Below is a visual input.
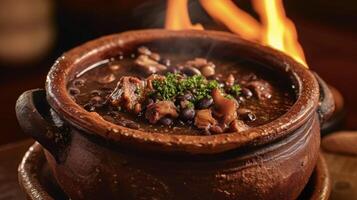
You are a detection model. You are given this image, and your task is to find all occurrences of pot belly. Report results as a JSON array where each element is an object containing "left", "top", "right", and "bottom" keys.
[{"left": 45, "top": 114, "right": 320, "bottom": 200}]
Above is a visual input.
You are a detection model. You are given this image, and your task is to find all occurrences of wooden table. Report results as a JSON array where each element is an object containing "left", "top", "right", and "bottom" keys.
[
  {"left": 323, "top": 152, "right": 357, "bottom": 200},
  {"left": 0, "top": 140, "right": 33, "bottom": 199},
  {"left": 0, "top": 138, "right": 356, "bottom": 200}
]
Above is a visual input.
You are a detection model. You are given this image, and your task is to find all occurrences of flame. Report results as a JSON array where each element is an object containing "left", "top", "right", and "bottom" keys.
[
  {"left": 165, "top": 0, "right": 203, "bottom": 30},
  {"left": 252, "top": 0, "right": 306, "bottom": 66},
  {"left": 199, "top": 0, "right": 261, "bottom": 41},
  {"left": 164, "top": 0, "right": 307, "bottom": 67}
]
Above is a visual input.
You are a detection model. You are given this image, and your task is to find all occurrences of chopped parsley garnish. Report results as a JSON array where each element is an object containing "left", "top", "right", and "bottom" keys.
[
  {"left": 152, "top": 73, "right": 225, "bottom": 102},
  {"left": 230, "top": 84, "right": 241, "bottom": 96},
  {"left": 225, "top": 94, "right": 234, "bottom": 99},
  {"left": 152, "top": 73, "right": 179, "bottom": 100},
  {"left": 186, "top": 101, "right": 194, "bottom": 108}
]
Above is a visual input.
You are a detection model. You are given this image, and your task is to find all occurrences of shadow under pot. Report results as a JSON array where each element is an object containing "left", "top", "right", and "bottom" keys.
[{"left": 16, "top": 30, "right": 334, "bottom": 200}]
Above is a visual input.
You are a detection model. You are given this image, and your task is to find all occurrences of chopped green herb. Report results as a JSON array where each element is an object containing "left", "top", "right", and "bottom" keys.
[
  {"left": 225, "top": 94, "right": 234, "bottom": 99},
  {"left": 135, "top": 87, "right": 142, "bottom": 95},
  {"left": 230, "top": 84, "right": 241, "bottom": 96},
  {"left": 151, "top": 73, "right": 221, "bottom": 102},
  {"left": 186, "top": 101, "right": 194, "bottom": 109},
  {"left": 152, "top": 73, "right": 179, "bottom": 100}
]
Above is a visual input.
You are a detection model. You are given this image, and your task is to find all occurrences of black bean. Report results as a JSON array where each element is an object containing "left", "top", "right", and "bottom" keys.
[
  {"left": 177, "top": 92, "right": 194, "bottom": 102},
  {"left": 180, "top": 108, "right": 195, "bottom": 121},
  {"left": 167, "top": 66, "right": 179, "bottom": 73},
  {"left": 160, "top": 117, "right": 173, "bottom": 126},
  {"left": 68, "top": 87, "right": 80, "bottom": 96},
  {"left": 242, "top": 88, "right": 253, "bottom": 98},
  {"left": 197, "top": 98, "right": 213, "bottom": 109},
  {"left": 246, "top": 113, "right": 256, "bottom": 122},
  {"left": 182, "top": 66, "right": 201, "bottom": 76}
]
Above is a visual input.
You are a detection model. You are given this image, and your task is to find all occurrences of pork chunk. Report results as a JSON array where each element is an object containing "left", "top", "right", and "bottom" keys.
[
  {"left": 145, "top": 101, "right": 178, "bottom": 124},
  {"left": 211, "top": 88, "right": 239, "bottom": 126},
  {"left": 108, "top": 76, "right": 143, "bottom": 112}
]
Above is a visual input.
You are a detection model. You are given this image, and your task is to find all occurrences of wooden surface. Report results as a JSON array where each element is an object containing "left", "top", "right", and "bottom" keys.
[
  {"left": 323, "top": 152, "right": 357, "bottom": 200},
  {"left": 322, "top": 131, "right": 357, "bottom": 200},
  {"left": 0, "top": 140, "right": 33, "bottom": 200},
  {"left": 0, "top": 137, "right": 355, "bottom": 199}
]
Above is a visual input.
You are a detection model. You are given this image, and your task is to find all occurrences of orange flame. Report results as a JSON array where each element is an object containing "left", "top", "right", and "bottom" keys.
[
  {"left": 165, "top": 0, "right": 203, "bottom": 30},
  {"left": 199, "top": 0, "right": 261, "bottom": 41},
  {"left": 165, "top": 0, "right": 307, "bottom": 67},
  {"left": 252, "top": 0, "right": 306, "bottom": 66}
]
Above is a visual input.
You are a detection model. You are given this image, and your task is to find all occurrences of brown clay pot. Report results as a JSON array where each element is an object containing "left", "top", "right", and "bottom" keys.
[{"left": 16, "top": 30, "right": 335, "bottom": 200}]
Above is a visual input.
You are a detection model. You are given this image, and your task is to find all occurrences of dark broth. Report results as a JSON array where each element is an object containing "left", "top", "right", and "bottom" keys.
[{"left": 68, "top": 52, "right": 296, "bottom": 135}]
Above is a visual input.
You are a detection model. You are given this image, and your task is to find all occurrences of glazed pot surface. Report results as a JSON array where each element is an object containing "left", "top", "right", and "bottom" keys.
[{"left": 45, "top": 29, "right": 323, "bottom": 154}]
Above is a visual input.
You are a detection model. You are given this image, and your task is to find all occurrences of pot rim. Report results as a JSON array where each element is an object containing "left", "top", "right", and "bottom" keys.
[{"left": 46, "top": 29, "right": 319, "bottom": 154}]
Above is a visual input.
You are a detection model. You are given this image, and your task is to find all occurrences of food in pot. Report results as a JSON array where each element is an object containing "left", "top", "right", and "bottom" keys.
[{"left": 68, "top": 46, "right": 295, "bottom": 135}]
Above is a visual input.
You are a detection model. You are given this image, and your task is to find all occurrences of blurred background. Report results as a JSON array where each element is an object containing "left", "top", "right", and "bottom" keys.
[{"left": 0, "top": 0, "right": 356, "bottom": 145}]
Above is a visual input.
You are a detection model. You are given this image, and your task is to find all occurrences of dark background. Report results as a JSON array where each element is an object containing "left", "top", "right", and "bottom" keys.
[{"left": 1, "top": 0, "right": 356, "bottom": 145}]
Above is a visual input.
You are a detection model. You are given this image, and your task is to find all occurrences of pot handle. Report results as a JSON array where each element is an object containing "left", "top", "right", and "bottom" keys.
[
  {"left": 16, "top": 89, "right": 69, "bottom": 162},
  {"left": 313, "top": 73, "right": 335, "bottom": 126}
]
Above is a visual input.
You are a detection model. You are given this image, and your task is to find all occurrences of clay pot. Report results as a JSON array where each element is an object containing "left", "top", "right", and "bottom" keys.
[{"left": 16, "top": 30, "right": 335, "bottom": 200}]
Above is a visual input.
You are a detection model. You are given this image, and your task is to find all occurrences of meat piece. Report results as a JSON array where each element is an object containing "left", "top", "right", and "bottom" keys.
[
  {"left": 194, "top": 109, "right": 217, "bottom": 130},
  {"left": 145, "top": 74, "right": 165, "bottom": 90},
  {"left": 137, "top": 46, "right": 152, "bottom": 56},
  {"left": 137, "top": 46, "right": 161, "bottom": 61},
  {"left": 185, "top": 58, "right": 215, "bottom": 69},
  {"left": 145, "top": 101, "right": 178, "bottom": 124},
  {"left": 133, "top": 103, "right": 142, "bottom": 114},
  {"left": 225, "top": 74, "right": 235, "bottom": 87},
  {"left": 108, "top": 76, "right": 144, "bottom": 111},
  {"left": 211, "top": 88, "right": 238, "bottom": 126},
  {"left": 134, "top": 55, "right": 167, "bottom": 74},
  {"left": 200, "top": 65, "right": 215, "bottom": 77},
  {"left": 229, "top": 119, "right": 250, "bottom": 132},
  {"left": 209, "top": 125, "right": 223, "bottom": 134},
  {"left": 245, "top": 80, "right": 273, "bottom": 100}
]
